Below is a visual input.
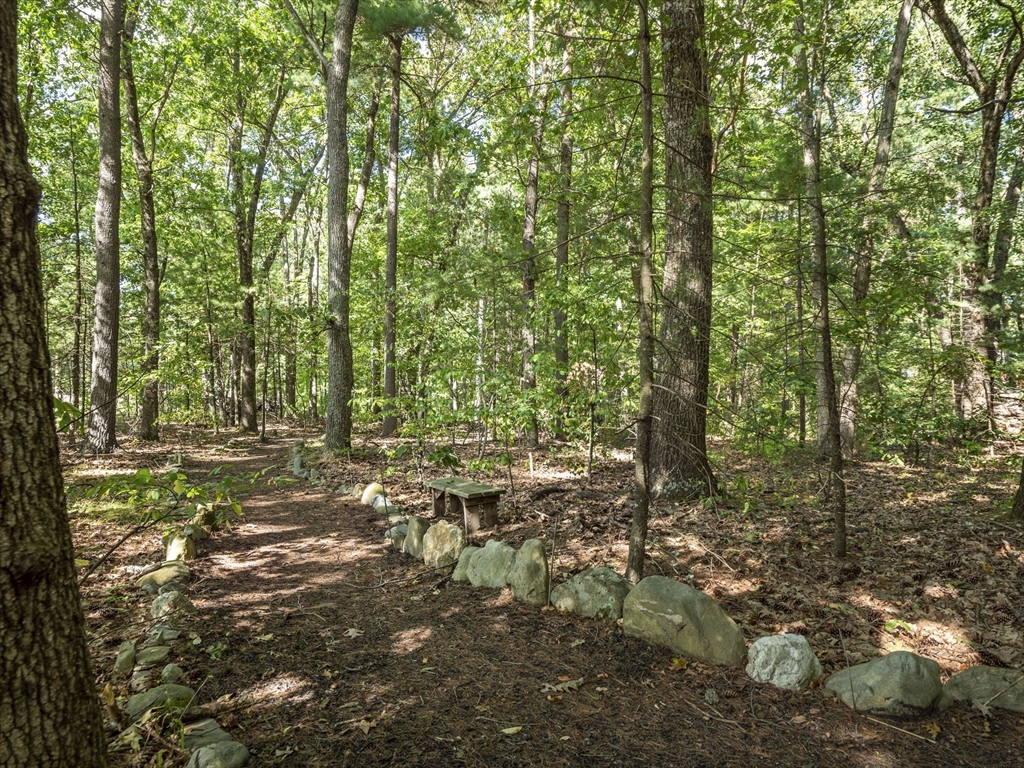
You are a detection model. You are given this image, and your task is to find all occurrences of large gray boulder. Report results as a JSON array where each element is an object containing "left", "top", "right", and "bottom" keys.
[
  {"left": 422, "top": 521, "right": 467, "bottom": 568},
  {"left": 467, "top": 540, "right": 516, "bottom": 588},
  {"left": 550, "top": 567, "right": 632, "bottom": 621},
  {"left": 622, "top": 575, "right": 746, "bottom": 667},
  {"left": 452, "top": 546, "right": 481, "bottom": 582},
  {"left": 746, "top": 634, "right": 823, "bottom": 690},
  {"left": 825, "top": 651, "right": 942, "bottom": 716},
  {"left": 509, "top": 539, "right": 549, "bottom": 606},
  {"left": 940, "top": 666, "right": 1024, "bottom": 712},
  {"left": 186, "top": 741, "right": 249, "bottom": 768},
  {"left": 403, "top": 516, "right": 430, "bottom": 559},
  {"left": 135, "top": 645, "right": 171, "bottom": 669},
  {"left": 125, "top": 683, "right": 196, "bottom": 722},
  {"left": 136, "top": 561, "right": 191, "bottom": 590}
]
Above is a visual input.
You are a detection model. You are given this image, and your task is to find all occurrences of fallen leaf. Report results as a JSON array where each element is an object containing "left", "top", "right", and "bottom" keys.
[
  {"left": 923, "top": 722, "right": 941, "bottom": 738},
  {"left": 596, "top": 686, "right": 609, "bottom": 693},
  {"left": 256, "top": 634, "right": 274, "bottom": 641},
  {"left": 501, "top": 726, "right": 523, "bottom": 735},
  {"left": 357, "top": 719, "right": 375, "bottom": 734},
  {"left": 541, "top": 677, "right": 583, "bottom": 693},
  {"left": 560, "top": 736, "right": 570, "bottom": 741},
  {"left": 570, "top": 639, "right": 585, "bottom": 648},
  {"left": 790, "top": 715, "right": 808, "bottom": 724},
  {"left": 670, "top": 657, "right": 689, "bottom": 672},
  {"left": 275, "top": 747, "right": 295, "bottom": 757},
  {"left": 973, "top": 700, "right": 992, "bottom": 717},
  {"left": 547, "top": 695, "right": 563, "bottom": 702},
  {"left": 344, "top": 628, "right": 364, "bottom": 638}
]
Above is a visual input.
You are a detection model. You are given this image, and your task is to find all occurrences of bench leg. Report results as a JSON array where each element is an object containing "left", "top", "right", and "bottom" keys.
[
  {"left": 431, "top": 488, "right": 447, "bottom": 518},
  {"left": 461, "top": 496, "right": 498, "bottom": 533},
  {"left": 461, "top": 497, "right": 481, "bottom": 534}
]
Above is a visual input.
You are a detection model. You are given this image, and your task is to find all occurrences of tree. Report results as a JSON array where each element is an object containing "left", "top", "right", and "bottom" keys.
[
  {"left": 1, "top": 1, "right": 109, "bottom": 761},
  {"left": 85, "top": 0, "right": 124, "bottom": 453},
  {"left": 651, "top": 0, "right": 717, "bottom": 500},
  {"left": 282, "top": 0, "right": 359, "bottom": 451}
]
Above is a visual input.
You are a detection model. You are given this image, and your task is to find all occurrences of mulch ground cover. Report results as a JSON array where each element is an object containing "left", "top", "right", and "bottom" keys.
[{"left": 68, "top": 426, "right": 1024, "bottom": 767}]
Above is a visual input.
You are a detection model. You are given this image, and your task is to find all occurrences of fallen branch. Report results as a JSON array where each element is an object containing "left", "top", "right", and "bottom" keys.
[{"left": 862, "top": 715, "right": 936, "bottom": 744}]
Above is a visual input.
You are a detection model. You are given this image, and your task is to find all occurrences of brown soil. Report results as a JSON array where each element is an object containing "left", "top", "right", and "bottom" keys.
[{"left": 72, "top": 428, "right": 1024, "bottom": 768}]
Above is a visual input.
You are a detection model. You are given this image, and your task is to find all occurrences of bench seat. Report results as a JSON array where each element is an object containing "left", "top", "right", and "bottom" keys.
[{"left": 424, "top": 477, "right": 506, "bottom": 533}]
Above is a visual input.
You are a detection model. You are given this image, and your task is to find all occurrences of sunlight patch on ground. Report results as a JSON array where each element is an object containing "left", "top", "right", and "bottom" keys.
[
  {"left": 390, "top": 626, "right": 433, "bottom": 655},
  {"left": 242, "top": 672, "right": 316, "bottom": 707}
]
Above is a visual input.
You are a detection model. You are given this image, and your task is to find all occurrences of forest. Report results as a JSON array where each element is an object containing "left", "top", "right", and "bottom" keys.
[{"left": 3, "top": 0, "right": 1024, "bottom": 765}]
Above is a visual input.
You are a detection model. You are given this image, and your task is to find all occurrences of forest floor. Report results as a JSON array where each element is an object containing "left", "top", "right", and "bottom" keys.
[{"left": 67, "top": 425, "right": 1024, "bottom": 768}]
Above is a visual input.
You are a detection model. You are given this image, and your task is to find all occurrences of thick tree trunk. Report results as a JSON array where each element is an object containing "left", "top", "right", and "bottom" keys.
[
  {"left": 797, "top": 12, "right": 846, "bottom": 558},
  {"left": 324, "top": 0, "right": 358, "bottom": 451},
  {"left": 651, "top": 0, "right": 717, "bottom": 500},
  {"left": 123, "top": 13, "right": 162, "bottom": 441},
  {"left": 920, "top": 0, "right": 1024, "bottom": 428},
  {"left": 1, "top": 2, "right": 109, "bottom": 759},
  {"left": 70, "top": 128, "right": 84, "bottom": 441},
  {"left": 382, "top": 35, "right": 401, "bottom": 437},
  {"left": 553, "top": 35, "right": 573, "bottom": 443},
  {"left": 85, "top": 0, "right": 123, "bottom": 454},
  {"left": 839, "top": 0, "right": 912, "bottom": 457},
  {"left": 627, "top": 0, "right": 654, "bottom": 585}
]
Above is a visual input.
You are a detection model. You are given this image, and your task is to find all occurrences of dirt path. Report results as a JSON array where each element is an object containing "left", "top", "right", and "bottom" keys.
[{"left": 80, "top": 433, "right": 1023, "bottom": 768}]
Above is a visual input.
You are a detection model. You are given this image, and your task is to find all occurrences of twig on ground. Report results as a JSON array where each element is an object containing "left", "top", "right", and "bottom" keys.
[
  {"left": 982, "top": 670, "right": 1024, "bottom": 707},
  {"left": 862, "top": 715, "right": 936, "bottom": 744}
]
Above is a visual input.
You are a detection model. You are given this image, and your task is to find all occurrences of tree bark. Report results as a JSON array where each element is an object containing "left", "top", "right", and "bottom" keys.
[
  {"left": 521, "top": 5, "right": 547, "bottom": 448},
  {"left": 797, "top": 11, "right": 846, "bottom": 558},
  {"left": 919, "top": 0, "right": 1024, "bottom": 427},
  {"left": 839, "top": 0, "right": 912, "bottom": 457},
  {"left": 553, "top": 33, "right": 573, "bottom": 443},
  {"left": 1, "top": 1, "right": 110, "bottom": 760},
  {"left": 651, "top": 0, "right": 717, "bottom": 500},
  {"left": 324, "top": 1, "right": 359, "bottom": 451},
  {"left": 85, "top": 0, "right": 123, "bottom": 454},
  {"left": 382, "top": 34, "right": 402, "bottom": 437},
  {"left": 627, "top": 0, "right": 654, "bottom": 585},
  {"left": 123, "top": 12, "right": 165, "bottom": 441}
]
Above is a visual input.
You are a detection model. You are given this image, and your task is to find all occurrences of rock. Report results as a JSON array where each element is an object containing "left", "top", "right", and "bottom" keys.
[
  {"left": 371, "top": 494, "right": 398, "bottom": 512},
  {"left": 336, "top": 485, "right": 352, "bottom": 495},
  {"left": 403, "top": 516, "right": 430, "bottom": 559},
  {"left": 130, "top": 670, "right": 151, "bottom": 693},
  {"left": 183, "top": 718, "right": 232, "bottom": 750},
  {"left": 452, "top": 547, "right": 480, "bottom": 582},
  {"left": 165, "top": 533, "right": 197, "bottom": 562},
  {"left": 825, "top": 651, "right": 942, "bottom": 716},
  {"left": 143, "top": 625, "right": 180, "bottom": 647},
  {"left": 135, "top": 645, "right": 171, "bottom": 669},
  {"left": 622, "top": 575, "right": 746, "bottom": 667},
  {"left": 509, "top": 539, "right": 549, "bottom": 606},
  {"left": 361, "top": 483, "right": 384, "bottom": 506},
  {"left": 385, "top": 524, "right": 408, "bottom": 539},
  {"left": 387, "top": 509, "right": 406, "bottom": 524},
  {"left": 183, "top": 523, "right": 209, "bottom": 542},
  {"left": 186, "top": 740, "right": 250, "bottom": 768},
  {"left": 422, "top": 521, "right": 468, "bottom": 568},
  {"left": 291, "top": 454, "right": 304, "bottom": 476},
  {"left": 940, "top": 666, "right": 1024, "bottom": 712},
  {"left": 150, "top": 591, "right": 197, "bottom": 619},
  {"left": 550, "top": 567, "right": 632, "bottom": 621},
  {"left": 746, "top": 634, "right": 823, "bottom": 691},
  {"left": 192, "top": 506, "right": 219, "bottom": 530},
  {"left": 125, "top": 683, "right": 196, "bottom": 722},
  {"left": 308, "top": 467, "right": 320, "bottom": 482},
  {"left": 158, "top": 581, "right": 188, "bottom": 595},
  {"left": 114, "top": 640, "right": 136, "bottom": 677},
  {"left": 467, "top": 540, "right": 516, "bottom": 589},
  {"left": 161, "top": 663, "right": 185, "bottom": 684},
  {"left": 352, "top": 483, "right": 366, "bottom": 500},
  {"left": 136, "top": 561, "right": 191, "bottom": 590}
]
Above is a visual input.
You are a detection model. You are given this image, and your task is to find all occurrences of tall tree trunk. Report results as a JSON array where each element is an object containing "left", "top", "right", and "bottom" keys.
[
  {"left": 324, "top": 1, "right": 359, "bottom": 451},
  {"left": 123, "top": 12, "right": 166, "bottom": 441},
  {"left": 1, "top": 1, "right": 109, "bottom": 759},
  {"left": 348, "top": 78, "right": 382, "bottom": 251},
  {"left": 553, "top": 33, "right": 573, "bottom": 443},
  {"left": 627, "top": 0, "right": 654, "bottom": 585},
  {"left": 839, "top": 0, "right": 913, "bottom": 457},
  {"left": 70, "top": 126, "right": 84, "bottom": 441},
  {"left": 651, "top": 0, "right": 717, "bottom": 500},
  {"left": 521, "top": 4, "right": 547, "bottom": 448},
  {"left": 920, "top": 0, "right": 1024, "bottom": 428},
  {"left": 85, "top": 0, "right": 123, "bottom": 454},
  {"left": 382, "top": 34, "right": 402, "bottom": 437},
  {"left": 230, "top": 60, "right": 286, "bottom": 433},
  {"left": 797, "top": 11, "right": 846, "bottom": 558}
]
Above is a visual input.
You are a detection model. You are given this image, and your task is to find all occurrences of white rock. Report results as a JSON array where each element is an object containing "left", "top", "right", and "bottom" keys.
[{"left": 746, "top": 634, "right": 823, "bottom": 690}]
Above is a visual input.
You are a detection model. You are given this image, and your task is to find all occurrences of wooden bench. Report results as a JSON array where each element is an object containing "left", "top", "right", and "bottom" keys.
[{"left": 424, "top": 477, "right": 506, "bottom": 534}]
